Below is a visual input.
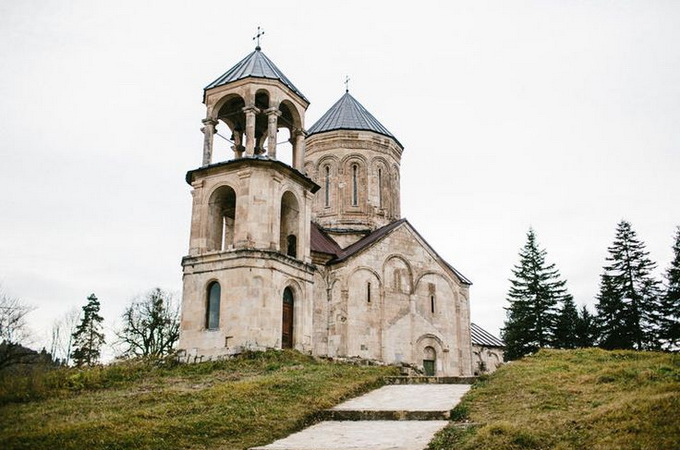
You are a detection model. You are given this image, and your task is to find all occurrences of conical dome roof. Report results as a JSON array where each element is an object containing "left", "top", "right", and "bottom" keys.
[
  {"left": 307, "top": 92, "right": 401, "bottom": 147},
  {"left": 205, "top": 48, "right": 308, "bottom": 102}
]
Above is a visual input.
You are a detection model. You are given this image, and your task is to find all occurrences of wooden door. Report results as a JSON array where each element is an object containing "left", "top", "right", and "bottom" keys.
[{"left": 282, "top": 288, "right": 294, "bottom": 349}]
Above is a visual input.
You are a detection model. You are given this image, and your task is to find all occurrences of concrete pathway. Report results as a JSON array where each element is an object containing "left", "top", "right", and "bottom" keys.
[{"left": 251, "top": 382, "right": 471, "bottom": 450}]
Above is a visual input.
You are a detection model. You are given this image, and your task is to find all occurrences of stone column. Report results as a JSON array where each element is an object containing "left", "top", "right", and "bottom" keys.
[
  {"left": 201, "top": 118, "right": 218, "bottom": 166},
  {"left": 265, "top": 107, "right": 281, "bottom": 159},
  {"left": 231, "top": 130, "right": 244, "bottom": 159},
  {"left": 291, "top": 129, "right": 306, "bottom": 170},
  {"left": 243, "top": 106, "right": 259, "bottom": 157}
]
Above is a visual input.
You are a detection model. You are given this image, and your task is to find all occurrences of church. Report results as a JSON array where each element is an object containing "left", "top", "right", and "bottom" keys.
[{"left": 177, "top": 42, "right": 475, "bottom": 377}]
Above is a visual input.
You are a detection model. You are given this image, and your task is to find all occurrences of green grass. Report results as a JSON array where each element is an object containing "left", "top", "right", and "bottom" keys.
[
  {"left": 0, "top": 350, "right": 398, "bottom": 449},
  {"left": 428, "top": 348, "right": 680, "bottom": 450}
]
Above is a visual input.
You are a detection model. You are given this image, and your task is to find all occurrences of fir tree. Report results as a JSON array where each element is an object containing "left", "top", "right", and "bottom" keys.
[
  {"left": 659, "top": 226, "right": 680, "bottom": 349},
  {"left": 71, "top": 294, "right": 105, "bottom": 367},
  {"left": 574, "top": 305, "right": 596, "bottom": 348},
  {"left": 595, "top": 220, "right": 662, "bottom": 350},
  {"left": 554, "top": 295, "right": 579, "bottom": 349},
  {"left": 502, "top": 229, "right": 572, "bottom": 360}
]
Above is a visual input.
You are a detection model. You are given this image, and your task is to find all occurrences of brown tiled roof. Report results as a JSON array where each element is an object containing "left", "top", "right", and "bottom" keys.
[
  {"left": 310, "top": 223, "right": 343, "bottom": 256},
  {"left": 312, "top": 218, "right": 472, "bottom": 286},
  {"left": 332, "top": 219, "right": 407, "bottom": 263}
]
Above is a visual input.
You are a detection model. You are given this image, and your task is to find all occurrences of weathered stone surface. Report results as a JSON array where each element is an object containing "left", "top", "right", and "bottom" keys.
[{"left": 250, "top": 420, "right": 450, "bottom": 450}]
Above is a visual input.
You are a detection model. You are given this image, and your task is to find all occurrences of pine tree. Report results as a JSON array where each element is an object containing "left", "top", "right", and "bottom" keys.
[
  {"left": 553, "top": 295, "right": 579, "bottom": 349},
  {"left": 574, "top": 305, "right": 596, "bottom": 348},
  {"left": 595, "top": 220, "right": 662, "bottom": 350},
  {"left": 71, "top": 294, "right": 105, "bottom": 367},
  {"left": 502, "top": 229, "right": 572, "bottom": 360},
  {"left": 659, "top": 226, "right": 680, "bottom": 349}
]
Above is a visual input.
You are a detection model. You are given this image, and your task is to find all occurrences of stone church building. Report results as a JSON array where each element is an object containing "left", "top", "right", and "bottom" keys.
[{"left": 177, "top": 45, "right": 475, "bottom": 376}]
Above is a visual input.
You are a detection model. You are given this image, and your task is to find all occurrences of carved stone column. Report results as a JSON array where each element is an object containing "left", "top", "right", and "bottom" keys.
[
  {"left": 243, "top": 106, "right": 259, "bottom": 157},
  {"left": 201, "top": 118, "right": 218, "bottom": 166},
  {"left": 231, "top": 129, "right": 244, "bottom": 159},
  {"left": 265, "top": 107, "right": 281, "bottom": 159},
  {"left": 291, "top": 128, "right": 306, "bottom": 170}
]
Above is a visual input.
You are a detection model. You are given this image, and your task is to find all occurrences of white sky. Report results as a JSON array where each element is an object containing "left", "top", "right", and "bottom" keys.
[{"left": 1, "top": 1, "right": 679, "bottom": 355}]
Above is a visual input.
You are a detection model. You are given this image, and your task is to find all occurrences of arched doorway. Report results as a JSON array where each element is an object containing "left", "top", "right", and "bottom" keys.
[
  {"left": 282, "top": 287, "right": 294, "bottom": 349},
  {"left": 423, "top": 346, "right": 436, "bottom": 376}
]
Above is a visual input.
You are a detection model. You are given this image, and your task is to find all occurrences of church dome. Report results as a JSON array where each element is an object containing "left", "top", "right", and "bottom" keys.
[
  {"left": 204, "top": 48, "right": 308, "bottom": 102},
  {"left": 307, "top": 92, "right": 402, "bottom": 148}
]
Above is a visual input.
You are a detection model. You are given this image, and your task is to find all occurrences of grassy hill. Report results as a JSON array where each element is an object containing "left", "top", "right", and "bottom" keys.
[
  {"left": 428, "top": 348, "right": 680, "bottom": 450},
  {"left": 0, "top": 350, "right": 397, "bottom": 449}
]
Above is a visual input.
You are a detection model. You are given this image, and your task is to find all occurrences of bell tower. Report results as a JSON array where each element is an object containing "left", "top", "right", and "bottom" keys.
[{"left": 178, "top": 41, "right": 319, "bottom": 360}]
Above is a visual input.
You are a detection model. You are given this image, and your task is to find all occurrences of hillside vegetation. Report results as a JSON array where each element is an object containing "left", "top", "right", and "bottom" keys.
[
  {"left": 429, "top": 348, "right": 679, "bottom": 450},
  {"left": 0, "top": 350, "right": 397, "bottom": 449}
]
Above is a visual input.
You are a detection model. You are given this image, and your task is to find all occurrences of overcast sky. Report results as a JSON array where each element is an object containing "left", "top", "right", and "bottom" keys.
[{"left": 1, "top": 1, "right": 679, "bottom": 356}]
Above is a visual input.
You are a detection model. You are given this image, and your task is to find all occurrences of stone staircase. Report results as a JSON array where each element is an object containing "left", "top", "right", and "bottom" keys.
[{"left": 251, "top": 377, "right": 472, "bottom": 450}]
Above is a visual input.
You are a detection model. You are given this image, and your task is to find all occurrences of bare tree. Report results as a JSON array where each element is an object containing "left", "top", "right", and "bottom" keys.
[
  {"left": 49, "top": 307, "right": 80, "bottom": 365},
  {"left": 117, "top": 288, "right": 180, "bottom": 358},
  {"left": 0, "top": 285, "right": 35, "bottom": 369}
]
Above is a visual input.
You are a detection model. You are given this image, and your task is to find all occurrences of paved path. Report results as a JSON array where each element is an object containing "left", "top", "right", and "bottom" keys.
[{"left": 251, "top": 383, "right": 471, "bottom": 450}]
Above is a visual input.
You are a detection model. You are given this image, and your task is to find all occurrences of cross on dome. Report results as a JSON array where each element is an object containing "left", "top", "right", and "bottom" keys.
[{"left": 253, "top": 26, "right": 265, "bottom": 50}]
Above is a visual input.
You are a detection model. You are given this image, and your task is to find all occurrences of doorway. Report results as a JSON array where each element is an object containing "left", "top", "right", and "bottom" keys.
[
  {"left": 423, "top": 346, "right": 436, "bottom": 376},
  {"left": 282, "top": 287, "right": 294, "bottom": 349}
]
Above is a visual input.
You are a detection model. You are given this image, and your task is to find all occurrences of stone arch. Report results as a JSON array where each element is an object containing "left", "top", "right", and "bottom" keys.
[
  {"left": 316, "top": 155, "right": 339, "bottom": 210},
  {"left": 207, "top": 184, "right": 237, "bottom": 251},
  {"left": 340, "top": 155, "right": 368, "bottom": 210},
  {"left": 371, "top": 157, "right": 391, "bottom": 213},
  {"left": 279, "top": 190, "right": 301, "bottom": 258},
  {"left": 278, "top": 100, "right": 304, "bottom": 167},
  {"left": 414, "top": 272, "right": 457, "bottom": 320},
  {"left": 416, "top": 333, "right": 445, "bottom": 376},
  {"left": 211, "top": 93, "right": 247, "bottom": 161},
  {"left": 383, "top": 254, "right": 414, "bottom": 294}
]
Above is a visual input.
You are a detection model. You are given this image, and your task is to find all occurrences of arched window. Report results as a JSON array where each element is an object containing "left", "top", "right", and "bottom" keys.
[
  {"left": 378, "top": 168, "right": 382, "bottom": 208},
  {"left": 286, "top": 235, "right": 297, "bottom": 258},
  {"left": 206, "top": 282, "right": 221, "bottom": 330},
  {"left": 208, "top": 186, "right": 236, "bottom": 251},
  {"left": 282, "top": 287, "right": 294, "bottom": 349},
  {"left": 352, "top": 164, "right": 358, "bottom": 206},
  {"left": 280, "top": 191, "right": 300, "bottom": 257},
  {"left": 324, "top": 166, "right": 330, "bottom": 207}
]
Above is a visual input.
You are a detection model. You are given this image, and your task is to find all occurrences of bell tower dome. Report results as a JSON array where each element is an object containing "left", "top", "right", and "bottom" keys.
[
  {"left": 178, "top": 42, "right": 319, "bottom": 360},
  {"left": 305, "top": 91, "right": 403, "bottom": 247}
]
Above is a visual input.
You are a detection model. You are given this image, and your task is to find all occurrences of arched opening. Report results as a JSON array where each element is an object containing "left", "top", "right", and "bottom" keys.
[
  {"left": 282, "top": 287, "right": 294, "bottom": 349},
  {"left": 324, "top": 165, "right": 331, "bottom": 207},
  {"left": 208, "top": 185, "right": 236, "bottom": 251},
  {"left": 423, "top": 346, "right": 436, "bottom": 376},
  {"left": 351, "top": 164, "right": 359, "bottom": 206},
  {"left": 215, "top": 95, "right": 246, "bottom": 161},
  {"left": 280, "top": 191, "right": 299, "bottom": 258},
  {"left": 378, "top": 168, "right": 382, "bottom": 208},
  {"left": 286, "top": 235, "right": 297, "bottom": 258},
  {"left": 206, "top": 281, "right": 221, "bottom": 330}
]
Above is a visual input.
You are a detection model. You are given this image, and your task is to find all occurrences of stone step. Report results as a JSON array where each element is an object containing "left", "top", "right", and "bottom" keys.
[
  {"left": 319, "top": 409, "right": 450, "bottom": 421},
  {"left": 250, "top": 420, "right": 450, "bottom": 450},
  {"left": 385, "top": 375, "right": 477, "bottom": 384}
]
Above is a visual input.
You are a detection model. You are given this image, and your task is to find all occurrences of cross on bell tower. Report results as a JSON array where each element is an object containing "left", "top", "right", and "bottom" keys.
[{"left": 253, "top": 26, "right": 265, "bottom": 50}]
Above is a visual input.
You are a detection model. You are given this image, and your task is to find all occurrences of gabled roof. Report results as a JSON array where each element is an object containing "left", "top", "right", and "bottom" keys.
[
  {"left": 471, "top": 323, "right": 504, "bottom": 347},
  {"left": 307, "top": 92, "right": 402, "bottom": 148},
  {"left": 310, "top": 223, "right": 343, "bottom": 256},
  {"left": 320, "top": 219, "right": 471, "bottom": 286},
  {"left": 204, "top": 48, "right": 308, "bottom": 102}
]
